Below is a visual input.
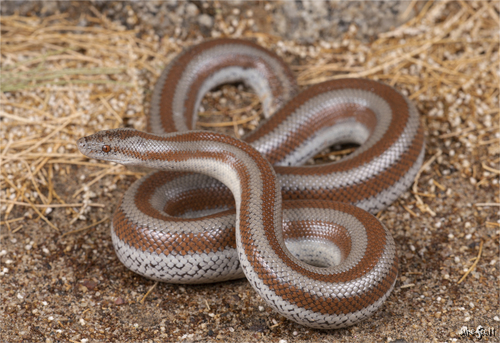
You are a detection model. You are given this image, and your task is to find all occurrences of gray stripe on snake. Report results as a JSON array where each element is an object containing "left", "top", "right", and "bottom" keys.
[
  {"left": 77, "top": 38, "right": 424, "bottom": 329},
  {"left": 150, "top": 43, "right": 296, "bottom": 133}
]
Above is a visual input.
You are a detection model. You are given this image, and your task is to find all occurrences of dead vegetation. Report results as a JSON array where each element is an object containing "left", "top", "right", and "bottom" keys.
[
  {"left": 0, "top": 1, "right": 498, "bottom": 341},
  {"left": 1, "top": 1, "right": 498, "bottom": 231}
]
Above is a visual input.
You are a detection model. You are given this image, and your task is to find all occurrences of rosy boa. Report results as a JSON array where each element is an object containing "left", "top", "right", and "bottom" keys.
[{"left": 78, "top": 38, "right": 424, "bottom": 329}]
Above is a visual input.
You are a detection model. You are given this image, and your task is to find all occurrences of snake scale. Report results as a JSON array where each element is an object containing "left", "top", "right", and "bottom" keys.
[{"left": 78, "top": 38, "right": 424, "bottom": 329}]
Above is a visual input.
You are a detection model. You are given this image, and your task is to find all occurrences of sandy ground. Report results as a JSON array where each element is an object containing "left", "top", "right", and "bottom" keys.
[{"left": 1, "top": 1, "right": 499, "bottom": 342}]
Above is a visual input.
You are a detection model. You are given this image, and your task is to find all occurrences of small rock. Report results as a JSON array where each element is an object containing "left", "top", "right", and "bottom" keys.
[
  {"left": 186, "top": 3, "right": 199, "bottom": 17},
  {"left": 114, "top": 297, "right": 126, "bottom": 305},
  {"left": 198, "top": 14, "right": 213, "bottom": 28},
  {"left": 82, "top": 279, "right": 97, "bottom": 290}
]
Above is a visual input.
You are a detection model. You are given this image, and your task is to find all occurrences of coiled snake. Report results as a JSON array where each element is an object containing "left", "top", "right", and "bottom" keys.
[{"left": 78, "top": 38, "right": 424, "bottom": 329}]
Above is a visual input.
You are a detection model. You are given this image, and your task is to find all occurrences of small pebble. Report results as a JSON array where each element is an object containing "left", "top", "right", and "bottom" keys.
[
  {"left": 198, "top": 14, "right": 213, "bottom": 28},
  {"left": 185, "top": 3, "right": 199, "bottom": 17}
]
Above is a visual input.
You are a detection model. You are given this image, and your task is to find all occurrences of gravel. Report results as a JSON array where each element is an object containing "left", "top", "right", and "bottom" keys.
[
  {"left": 1, "top": 1, "right": 498, "bottom": 343},
  {"left": 1, "top": 0, "right": 421, "bottom": 42}
]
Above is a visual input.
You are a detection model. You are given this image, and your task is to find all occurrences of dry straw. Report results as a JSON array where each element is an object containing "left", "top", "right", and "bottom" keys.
[{"left": 1, "top": 1, "right": 498, "bottom": 240}]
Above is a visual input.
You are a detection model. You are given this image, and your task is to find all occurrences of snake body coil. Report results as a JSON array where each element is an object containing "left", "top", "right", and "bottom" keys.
[{"left": 78, "top": 38, "right": 424, "bottom": 329}]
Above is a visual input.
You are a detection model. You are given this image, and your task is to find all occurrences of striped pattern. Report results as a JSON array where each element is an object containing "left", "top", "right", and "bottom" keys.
[
  {"left": 77, "top": 129, "right": 398, "bottom": 328},
  {"left": 76, "top": 38, "right": 425, "bottom": 329},
  {"left": 149, "top": 39, "right": 424, "bottom": 214}
]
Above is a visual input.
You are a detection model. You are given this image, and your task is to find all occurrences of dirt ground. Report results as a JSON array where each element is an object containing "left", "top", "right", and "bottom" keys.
[{"left": 1, "top": 1, "right": 499, "bottom": 342}]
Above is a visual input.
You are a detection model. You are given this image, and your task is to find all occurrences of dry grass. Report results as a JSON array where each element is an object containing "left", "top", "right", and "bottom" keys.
[
  {"left": 1, "top": 1, "right": 498, "bottom": 233},
  {"left": 0, "top": 1, "right": 498, "bottom": 342},
  {"left": 1, "top": 8, "right": 179, "bottom": 230}
]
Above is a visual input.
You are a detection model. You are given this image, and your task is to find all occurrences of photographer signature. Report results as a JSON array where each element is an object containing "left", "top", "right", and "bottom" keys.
[{"left": 459, "top": 325, "right": 496, "bottom": 340}]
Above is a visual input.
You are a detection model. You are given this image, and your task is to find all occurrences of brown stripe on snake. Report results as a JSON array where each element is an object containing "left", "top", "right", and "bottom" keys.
[
  {"left": 242, "top": 201, "right": 398, "bottom": 318},
  {"left": 113, "top": 208, "right": 237, "bottom": 255},
  {"left": 115, "top": 169, "right": 352, "bottom": 258},
  {"left": 161, "top": 186, "right": 234, "bottom": 216},
  {"left": 132, "top": 170, "right": 234, "bottom": 223},
  {"left": 128, "top": 171, "right": 236, "bottom": 216},
  {"left": 281, "top": 124, "right": 424, "bottom": 202},
  {"left": 78, "top": 128, "right": 398, "bottom": 328},
  {"left": 123, "top": 120, "right": 422, "bottom": 217},
  {"left": 115, "top": 192, "right": 357, "bottom": 265},
  {"left": 107, "top": 131, "right": 392, "bottom": 282},
  {"left": 248, "top": 103, "right": 379, "bottom": 164},
  {"left": 78, "top": 39, "right": 424, "bottom": 329},
  {"left": 115, "top": 200, "right": 355, "bottom": 259},
  {"left": 281, "top": 220, "right": 352, "bottom": 262},
  {"left": 152, "top": 38, "right": 297, "bottom": 133},
  {"left": 244, "top": 200, "right": 387, "bottom": 283},
  {"left": 114, "top": 150, "right": 245, "bottom": 256},
  {"left": 151, "top": 40, "right": 424, "bottom": 213},
  {"left": 245, "top": 79, "right": 408, "bottom": 165}
]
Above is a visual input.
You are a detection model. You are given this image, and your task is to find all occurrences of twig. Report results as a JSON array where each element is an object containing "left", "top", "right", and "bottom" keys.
[
  {"left": 10, "top": 114, "right": 82, "bottom": 157},
  {"left": 402, "top": 204, "right": 417, "bottom": 217},
  {"left": 400, "top": 0, "right": 418, "bottom": 20},
  {"left": 140, "top": 282, "right": 158, "bottom": 304},
  {"left": 72, "top": 165, "right": 122, "bottom": 198},
  {"left": 99, "top": 96, "right": 123, "bottom": 124},
  {"left": 474, "top": 203, "right": 500, "bottom": 207},
  {"left": 60, "top": 217, "right": 109, "bottom": 237},
  {"left": 3, "top": 177, "right": 60, "bottom": 232},
  {"left": 457, "top": 240, "right": 484, "bottom": 284},
  {"left": 432, "top": 179, "right": 446, "bottom": 191},
  {"left": 0, "top": 217, "right": 25, "bottom": 225},
  {"left": 11, "top": 225, "right": 23, "bottom": 234},
  {"left": 482, "top": 163, "right": 500, "bottom": 174},
  {"left": 412, "top": 150, "right": 441, "bottom": 216},
  {"left": 1, "top": 200, "right": 105, "bottom": 208}
]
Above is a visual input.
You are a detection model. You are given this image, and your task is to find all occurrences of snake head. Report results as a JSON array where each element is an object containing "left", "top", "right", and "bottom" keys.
[{"left": 77, "top": 128, "right": 143, "bottom": 165}]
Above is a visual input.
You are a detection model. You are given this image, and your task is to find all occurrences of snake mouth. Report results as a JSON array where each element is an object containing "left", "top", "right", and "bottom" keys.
[
  {"left": 76, "top": 136, "right": 117, "bottom": 162},
  {"left": 77, "top": 137, "right": 92, "bottom": 156}
]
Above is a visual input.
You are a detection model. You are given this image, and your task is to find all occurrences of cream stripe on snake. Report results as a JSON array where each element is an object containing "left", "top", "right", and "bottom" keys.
[
  {"left": 77, "top": 38, "right": 424, "bottom": 329},
  {"left": 78, "top": 130, "right": 398, "bottom": 329}
]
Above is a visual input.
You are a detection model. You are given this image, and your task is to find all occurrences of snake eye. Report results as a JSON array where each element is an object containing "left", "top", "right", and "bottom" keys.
[{"left": 102, "top": 145, "right": 111, "bottom": 153}]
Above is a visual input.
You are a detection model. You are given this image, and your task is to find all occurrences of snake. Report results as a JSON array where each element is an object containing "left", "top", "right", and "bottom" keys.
[{"left": 77, "top": 38, "right": 424, "bottom": 329}]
